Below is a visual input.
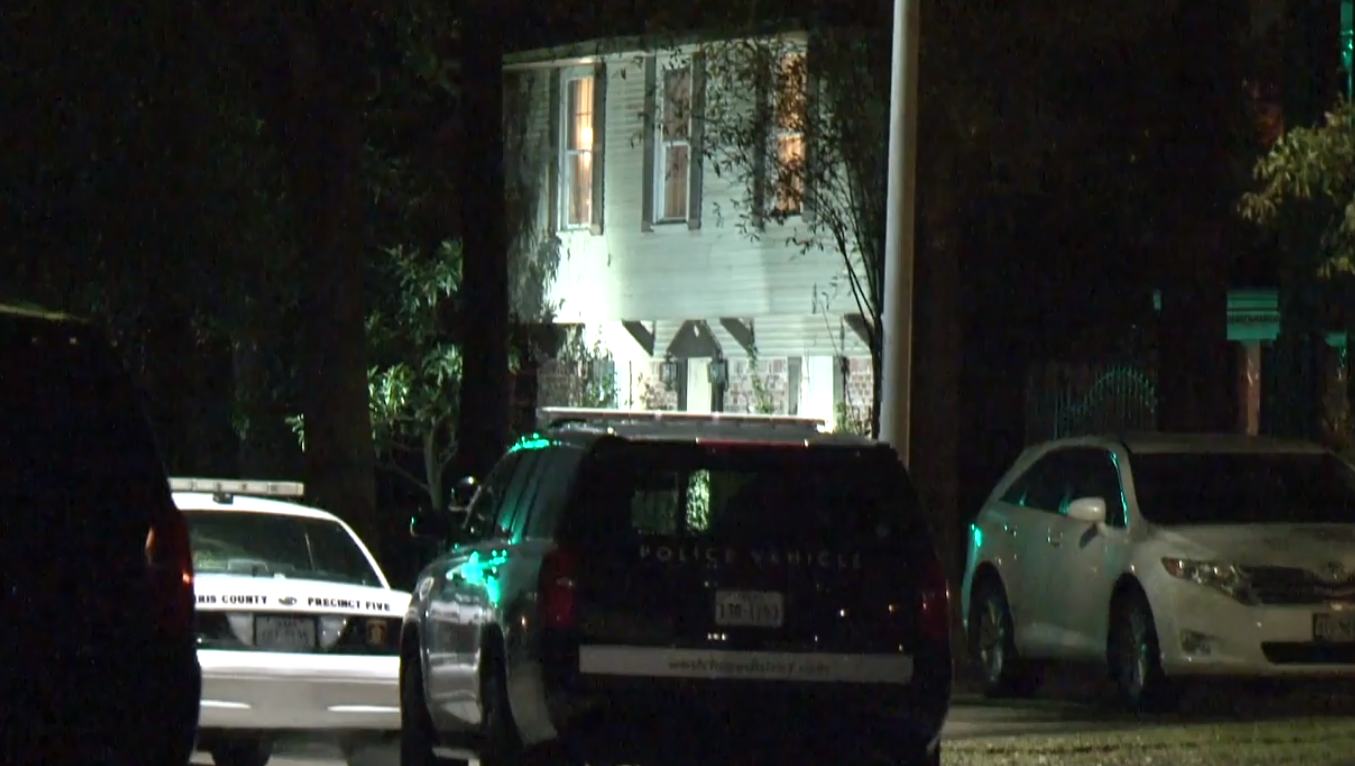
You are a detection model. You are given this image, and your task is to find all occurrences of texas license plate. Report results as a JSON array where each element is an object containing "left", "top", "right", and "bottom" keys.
[
  {"left": 255, "top": 616, "right": 317, "bottom": 650},
  {"left": 1313, "top": 613, "right": 1355, "bottom": 643},
  {"left": 714, "top": 591, "right": 784, "bottom": 628}
]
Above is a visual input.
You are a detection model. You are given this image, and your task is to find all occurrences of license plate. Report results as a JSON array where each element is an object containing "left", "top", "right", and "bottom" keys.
[
  {"left": 1314, "top": 613, "right": 1355, "bottom": 643},
  {"left": 714, "top": 591, "right": 784, "bottom": 628},
  {"left": 255, "top": 616, "right": 317, "bottom": 651}
]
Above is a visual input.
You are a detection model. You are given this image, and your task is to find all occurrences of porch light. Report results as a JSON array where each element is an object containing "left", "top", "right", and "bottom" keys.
[{"left": 707, "top": 357, "right": 729, "bottom": 386}]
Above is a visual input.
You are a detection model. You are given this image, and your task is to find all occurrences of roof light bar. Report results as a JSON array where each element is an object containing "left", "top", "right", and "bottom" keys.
[
  {"left": 538, "top": 407, "right": 825, "bottom": 430},
  {"left": 169, "top": 477, "right": 305, "bottom": 498}
]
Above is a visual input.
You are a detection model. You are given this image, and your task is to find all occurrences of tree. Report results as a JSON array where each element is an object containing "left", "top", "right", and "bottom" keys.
[
  {"left": 1241, "top": 97, "right": 1355, "bottom": 431},
  {"left": 1242, "top": 100, "right": 1355, "bottom": 278}
]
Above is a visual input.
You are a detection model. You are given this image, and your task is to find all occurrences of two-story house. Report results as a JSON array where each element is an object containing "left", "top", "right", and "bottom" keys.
[{"left": 506, "top": 33, "right": 876, "bottom": 428}]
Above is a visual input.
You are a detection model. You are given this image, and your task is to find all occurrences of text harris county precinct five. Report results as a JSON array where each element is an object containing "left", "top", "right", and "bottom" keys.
[{"left": 196, "top": 593, "right": 395, "bottom": 611}]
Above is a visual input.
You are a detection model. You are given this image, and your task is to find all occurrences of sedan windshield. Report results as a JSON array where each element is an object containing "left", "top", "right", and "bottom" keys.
[
  {"left": 184, "top": 510, "right": 382, "bottom": 587},
  {"left": 1131, "top": 451, "right": 1355, "bottom": 525}
]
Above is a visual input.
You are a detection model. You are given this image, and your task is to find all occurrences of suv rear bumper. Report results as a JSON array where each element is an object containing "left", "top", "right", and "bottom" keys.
[{"left": 522, "top": 642, "right": 951, "bottom": 762}]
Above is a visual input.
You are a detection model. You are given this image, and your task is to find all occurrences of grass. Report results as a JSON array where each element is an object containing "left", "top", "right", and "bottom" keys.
[{"left": 944, "top": 718, "right": 1355, "bottom": 766}]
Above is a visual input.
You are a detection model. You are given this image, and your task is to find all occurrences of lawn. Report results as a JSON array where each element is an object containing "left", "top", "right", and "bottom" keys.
[{"left": 944, "top": 718, "right": 1355, "bottom": 766}]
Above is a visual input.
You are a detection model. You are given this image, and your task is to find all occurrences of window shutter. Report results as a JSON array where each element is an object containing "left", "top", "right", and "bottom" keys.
[
  {"left": 641, "top": 56, "right": 657, "bottom": 232},
  {"left": 687, "top": 52, "right": 706, "bottom": 231},
  {"left": 589, "top": 61, "right": 607, "bottom": 236},
  {"left": 750, "top": 55, "right": 769, "bottom": 231},
  {"left": 547, "top": 69, "right": 561, "bottom": 233},
  {"left": 802, "top": 39, "right": 820, "bottom": 225}
]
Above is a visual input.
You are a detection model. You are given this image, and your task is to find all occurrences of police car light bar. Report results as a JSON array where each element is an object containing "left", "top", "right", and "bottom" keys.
[
  {"left": 538, "top": 407, "right": 825, "bottom": 430},
  {"left": 169, "top": 477, "right": 305, "bottom": 498}
]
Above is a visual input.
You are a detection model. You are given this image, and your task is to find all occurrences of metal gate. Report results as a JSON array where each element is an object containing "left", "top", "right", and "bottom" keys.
[{"left": 1025, "top": 361, "right": 1158, "bottom": 444}]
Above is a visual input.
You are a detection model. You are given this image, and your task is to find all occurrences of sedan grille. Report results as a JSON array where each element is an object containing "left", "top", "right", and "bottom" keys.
[{"left": 1241, "top": 566, "right": 1355, "bottom": 606}]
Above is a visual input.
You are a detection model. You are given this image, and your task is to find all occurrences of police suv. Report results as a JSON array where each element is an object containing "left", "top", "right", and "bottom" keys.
[
  {"left": 400, "top": 409, "right": 953, "bottom": 766},
  {"left": 177, "top": 478, "right": 412, "bottom": 766}
]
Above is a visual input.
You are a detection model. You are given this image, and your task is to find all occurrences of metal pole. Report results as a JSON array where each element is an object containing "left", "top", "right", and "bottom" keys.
[{"left": 877, "top": 0, "right": 921, "bottom": 463}]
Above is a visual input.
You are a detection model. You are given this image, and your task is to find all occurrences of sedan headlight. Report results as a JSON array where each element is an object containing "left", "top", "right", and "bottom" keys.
[{"left": 1161, "top": 558, "right": 1255, "bottom": 603}]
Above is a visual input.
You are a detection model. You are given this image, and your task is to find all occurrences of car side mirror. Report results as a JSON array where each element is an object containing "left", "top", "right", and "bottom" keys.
[
  {"left": 452, "top": 476, "right": 479, "bottom": 509},
  {"left": 1066, "top": 496, "right": 1107, "bottom": 524},
  {"left": 409, "top": 506, "right": 470, "bottom": 543}
]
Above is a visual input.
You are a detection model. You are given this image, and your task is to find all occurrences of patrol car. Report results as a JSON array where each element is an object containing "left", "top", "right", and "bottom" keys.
[
  {"left": 177, "top": 478, "right": 411, "bottom": 766},
  {"left": 401, "top": 409, "right": 951, "bottom": 766}
]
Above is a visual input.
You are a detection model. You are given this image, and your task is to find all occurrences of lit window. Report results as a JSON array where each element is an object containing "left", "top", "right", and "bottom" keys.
[
  {"left": 772, "top": 53, "right": 806, "bottom": 216},
  {"left": 563, "top": 75, "right": 594, "bottom": 228},
  {"left": 656, "top": 65, "right": 692, "bottom": 222}
]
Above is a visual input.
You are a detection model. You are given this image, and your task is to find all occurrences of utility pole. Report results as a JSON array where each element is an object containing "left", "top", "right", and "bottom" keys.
[
  {"left": 455, "top": 0, "right": 511, "bottom": 479},
  {"left": 877, "top": 0, "right": 921, "bottom": 463}
]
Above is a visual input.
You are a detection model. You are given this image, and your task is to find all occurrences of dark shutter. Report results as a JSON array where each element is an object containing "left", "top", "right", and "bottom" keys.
[
  {"left": 688, "top": 52, "right": 706, "bottom": 231},
  {"left": 641, "top": 56, "right": 657, "bottom": 232},
  {"left": 547, "top": 69, "right": 562, "bottom": 233},
  {"left": 802, "top": 40, "right": 820, "bottom": 225},
  {"left": 589, "top": 61, "right": 607, "bottom": 235}
]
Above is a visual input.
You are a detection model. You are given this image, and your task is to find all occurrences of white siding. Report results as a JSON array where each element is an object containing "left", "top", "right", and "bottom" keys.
[{"left": 514, "top": 52, "right": 854, "bottom": 326}]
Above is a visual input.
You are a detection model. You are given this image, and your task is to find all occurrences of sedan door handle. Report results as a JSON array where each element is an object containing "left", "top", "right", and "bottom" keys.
[{"left": 1046, "top": 532, "right": 1063, "bottom": 548}]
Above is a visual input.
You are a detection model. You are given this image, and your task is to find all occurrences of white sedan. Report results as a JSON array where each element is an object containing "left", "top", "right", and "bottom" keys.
[{"left": 175, "top": 478, "right": 411, "bottom": 766}]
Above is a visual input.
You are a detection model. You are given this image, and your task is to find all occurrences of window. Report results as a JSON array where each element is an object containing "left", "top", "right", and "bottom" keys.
[
  {"left": 772, "top": 52, "right": 807, "bottom": 215},
  {"left": 562, "top": 74, "right": 595, "bottom": 228},
  {"left": 656, "top": 64, "right": 691, "bottom": 221},
  {"left": 185, "top": 511, "right": 382, "bottom": 587},
  {"left": 1063, "top": 448, "right": 1128, "bottom": 528},
  {"left": 565, "top": 443, "right": 922, "bottom": 544},
  {"left": 1130, "top": 451, "right": 1355, "bottom": 526},
  {"left": 1000, "top": 451, "right": 1074, "bottom": 513},
  {"left": 465, "top": 452, "right": 524, "bottom": 541}
]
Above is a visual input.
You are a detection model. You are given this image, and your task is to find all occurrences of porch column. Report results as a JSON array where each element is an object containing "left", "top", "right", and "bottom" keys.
[{"left": 1237, "top": 342, "right": 1262, "bottom": 435}]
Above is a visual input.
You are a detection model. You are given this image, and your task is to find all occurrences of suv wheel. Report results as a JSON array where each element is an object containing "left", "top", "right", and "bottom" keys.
[
  {"left": 210, "top": 738, "right": 272, "bottom": 766},
  {"left": 401, "top": 650, "right": 458, "bottom": 766},
  {"left": 1109, "top": 589, "right": 1173, "bottom": 712},
  {"left": 479, "top": 658, "right": 522, "bottom": 766},
  {"left": 969, "top": 579, "right": 1041, "bottom": 698}
]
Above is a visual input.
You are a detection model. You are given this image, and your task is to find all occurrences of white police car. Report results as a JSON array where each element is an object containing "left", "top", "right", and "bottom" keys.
[{"left": 175, "top": 478, "right": 411, "bottom": 766}]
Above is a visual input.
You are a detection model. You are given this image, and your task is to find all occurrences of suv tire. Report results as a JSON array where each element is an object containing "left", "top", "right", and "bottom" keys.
[
  {"left": 401, "top": 649, "right": 460, "bottom": 766},
  {"left": 969, "top": 578, "right": 1042, "bottom": 698}
]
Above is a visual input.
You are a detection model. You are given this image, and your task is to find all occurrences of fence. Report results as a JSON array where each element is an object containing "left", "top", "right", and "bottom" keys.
[{"left": 1024, "top": 361, "right": 1158, "bottom": 444}]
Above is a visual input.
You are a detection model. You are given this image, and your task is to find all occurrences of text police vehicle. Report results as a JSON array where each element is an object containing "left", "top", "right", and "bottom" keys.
[{"left": 175, "top": 478, "right": 411, "bottom": 766}]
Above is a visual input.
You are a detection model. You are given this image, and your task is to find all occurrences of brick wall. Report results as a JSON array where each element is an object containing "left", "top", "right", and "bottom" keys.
[
  {"left": 724, "top": 357, "right": 789, "bottom": 414},
  {"left": 536, "top": 359, "right": 585, "bottom": 407},
  {"left": 637, "top": 361, "right": 679, "bottom": 410}
]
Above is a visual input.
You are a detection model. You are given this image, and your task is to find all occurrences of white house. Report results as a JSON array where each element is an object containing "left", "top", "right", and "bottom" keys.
[{"left": 504, "top": 34, "right": 875, "bottom": 429}]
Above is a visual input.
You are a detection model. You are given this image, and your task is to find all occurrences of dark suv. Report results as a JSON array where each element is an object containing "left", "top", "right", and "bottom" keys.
[
  {"left": 0, "top": 304, "right": 201, "bottom": 765},
  {"left": 400, "top": 408, "right": 951, "bottom": 766}
]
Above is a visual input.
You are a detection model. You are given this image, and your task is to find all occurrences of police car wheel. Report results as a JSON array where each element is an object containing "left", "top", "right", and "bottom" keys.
[{"left": 210, "top": 737, "right": 272, "bottom": 766}]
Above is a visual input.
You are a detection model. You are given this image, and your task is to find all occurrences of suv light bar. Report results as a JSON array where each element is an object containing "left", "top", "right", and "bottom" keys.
[
  {"left": 538, "top": 407, "right": 825, "bottom": 430},
  {"left": 169, "top": 477, "right": 305, "bottom": 498}
]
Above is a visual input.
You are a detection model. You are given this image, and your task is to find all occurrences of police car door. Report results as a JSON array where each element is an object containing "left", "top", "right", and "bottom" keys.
[{"left": 427, "top": 451, "right": 523, "bottom": 722}]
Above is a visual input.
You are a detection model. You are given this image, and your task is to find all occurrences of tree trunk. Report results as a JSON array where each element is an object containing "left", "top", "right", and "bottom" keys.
[
  {"left": 283, "top": 7, "right": 379, "bottom": 545},
  {"left": 1155, "top": 0, "right": 1241, "bottom": 432},
  {"left": 910, "top": 180, "right": 962, "bottom": 579},
  {"left": 455, "top": 0, "right": 512, "bottom": 478},
  {"left": 1157, "top": 225, "right": 1233, "bottom": 431}
]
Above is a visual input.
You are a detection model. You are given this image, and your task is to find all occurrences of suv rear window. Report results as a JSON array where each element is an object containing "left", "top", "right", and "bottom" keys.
[{"left": 567, "top": 441, "right": 920, "bottom": 544}]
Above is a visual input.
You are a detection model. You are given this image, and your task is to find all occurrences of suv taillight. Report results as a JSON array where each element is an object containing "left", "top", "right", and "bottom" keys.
[
  {"left": 539, "top": 546, "right": 578, "bottom": 629},
  {"left": 145, "top": 508, "right": 195, "bottom": 631},
  {"left": 919, "top": 550, "right": 951, "bottom": 642}
]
